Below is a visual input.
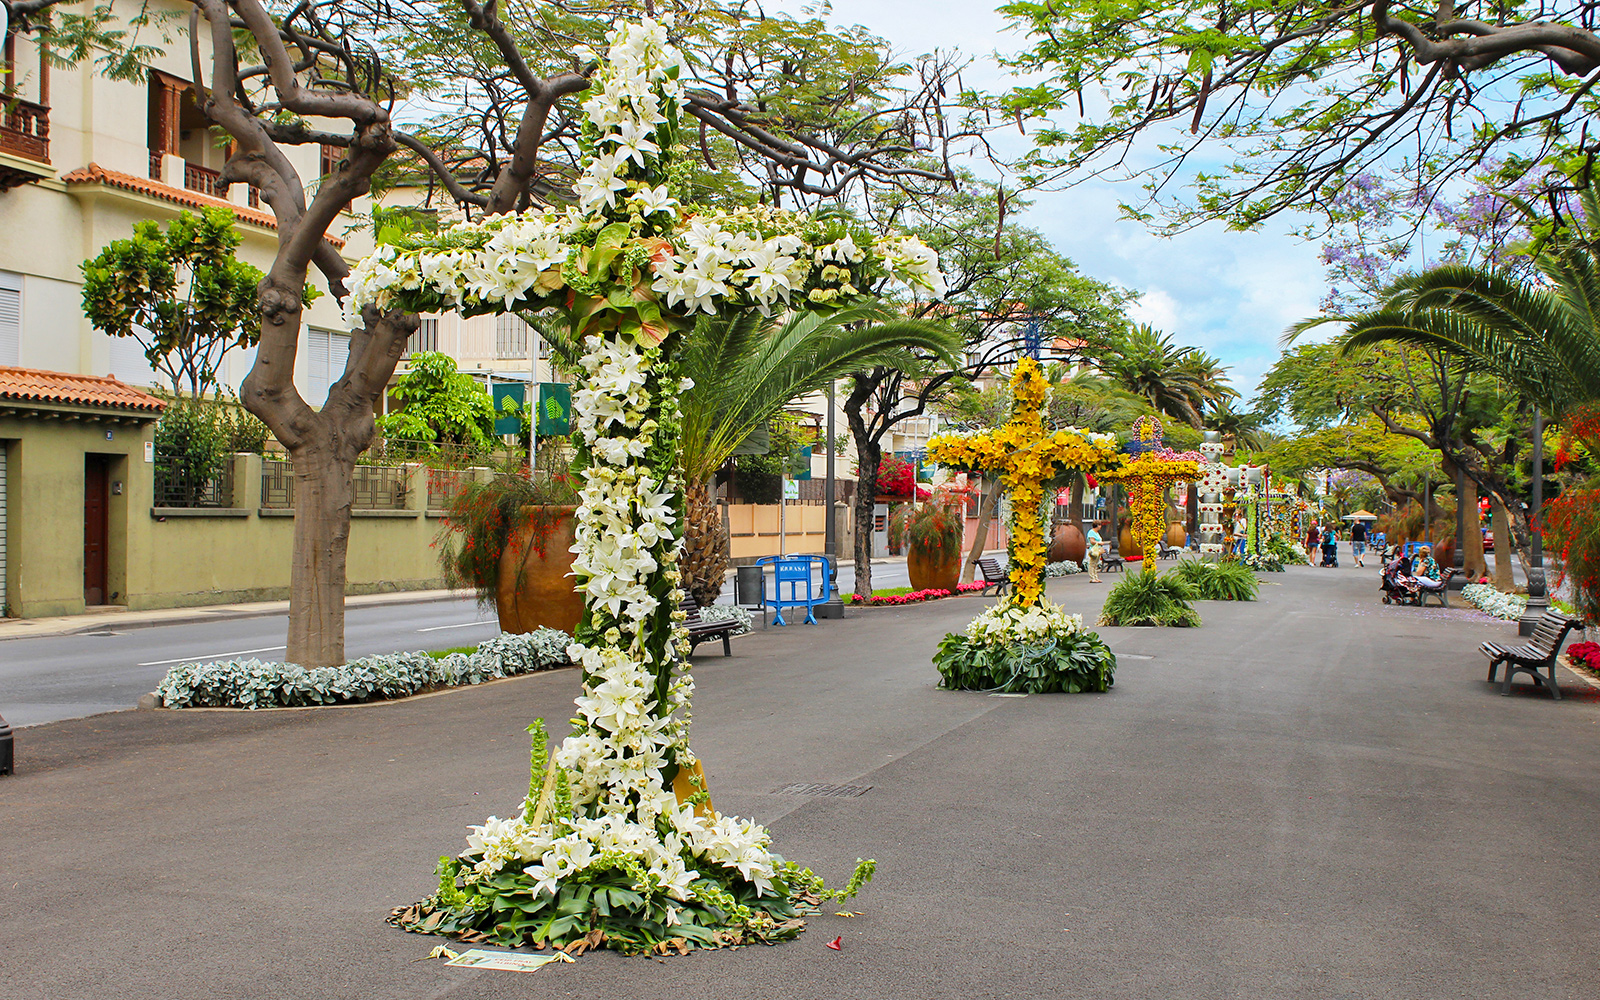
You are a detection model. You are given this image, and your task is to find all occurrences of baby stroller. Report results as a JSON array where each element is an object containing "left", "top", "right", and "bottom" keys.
[
  {"left": 1320, "top": 538, "right": 1338, "bottom": 567},
  {"left": 1381, "top": 567, "right": 1420, "bottom": 605}
]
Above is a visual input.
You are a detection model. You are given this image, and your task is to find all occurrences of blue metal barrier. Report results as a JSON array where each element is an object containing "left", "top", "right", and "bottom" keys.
[{"left": 755, "top": 554, "right": 833, "bottom": 625}]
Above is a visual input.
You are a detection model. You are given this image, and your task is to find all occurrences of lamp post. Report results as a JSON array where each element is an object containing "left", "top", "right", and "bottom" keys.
[
  {"left": 819, "top": 380, "right": 845, "bottom": 618},
  {"left": 1453, "top": 464, "right": 1466, "bottom": 576},
  {"left": 1518, "top": 409, "right": 1547, "bottom": 636}
]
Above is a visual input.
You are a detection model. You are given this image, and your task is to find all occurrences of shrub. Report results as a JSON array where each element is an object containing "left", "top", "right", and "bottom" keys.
[
  {"left": 436, "top": 470, "right": 580, "bottom": 606},
  {"left": 1167, "top": 559, "right": 1260, "bottom": 601},
  {"left": 906, "top": 503, "right": 964, "bottom": 564},
  {"left": 155, "top": 628, "right": 573, "bottom": 709},
  {"left": 1044, "top": 559, "right": 1084, "bottom": 576},
  {"left": 1098, "top": 570, "right": 1202, "bottom": 627}
]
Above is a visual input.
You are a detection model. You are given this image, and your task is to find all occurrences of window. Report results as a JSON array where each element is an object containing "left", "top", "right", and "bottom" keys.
[
  {"left": 495, "top": 315, "right": 529, "bottom": 359},
  {"left": 0, "top": 272, "right": 19, "bottom": 366},
  {"left": 305, "top": 327, "right": 351, "bottom": 406},
  {"left": 320, "top": 143, "right": 342, "bottom": 179},
  {"left": 105, "top": 332, "right": 156, "bottom": 387},
  {"left": 407, "top": 318, "right": 439, "bottom": 357}
]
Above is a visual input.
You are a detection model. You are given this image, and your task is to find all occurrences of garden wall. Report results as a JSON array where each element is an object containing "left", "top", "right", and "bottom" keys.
[{"left": 133, "top": 453, "right": 468, "bottom": 610}]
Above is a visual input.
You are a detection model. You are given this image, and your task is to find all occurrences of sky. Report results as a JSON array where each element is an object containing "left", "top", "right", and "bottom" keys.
[{"left": 774, "top": 0, "right": 1329, "bottom": 402}]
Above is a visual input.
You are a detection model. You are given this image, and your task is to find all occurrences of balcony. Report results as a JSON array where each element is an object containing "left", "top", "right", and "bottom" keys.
[
  {"left": 148, "top": 150, "right": 261, "bottom": 208},
  {"left": 1, "top": 97, "right": 49, "bottom": 163}
]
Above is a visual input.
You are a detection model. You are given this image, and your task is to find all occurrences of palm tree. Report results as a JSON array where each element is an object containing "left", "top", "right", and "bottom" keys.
[
  {"left": 677, "top": 307, "right": 961, "bottom": 605},
  {"left": 1205, "top": 399, "right": 1270, "bottom": 454},
  {"left": 1094, "top": 324, "right": 1236, "bottom": 427}
]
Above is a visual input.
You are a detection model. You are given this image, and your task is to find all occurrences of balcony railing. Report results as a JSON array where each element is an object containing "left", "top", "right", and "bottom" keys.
[
  {"left": 0, "top": 97, "right": 50, "bottom": 163},
  {"left": 148, "top": 151, "right": 262, "bottom": 208}
]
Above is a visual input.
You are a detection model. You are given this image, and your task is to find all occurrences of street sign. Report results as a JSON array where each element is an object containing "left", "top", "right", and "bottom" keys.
[{"left": 783, "top": 479, "right": 800, "bottom": 500}]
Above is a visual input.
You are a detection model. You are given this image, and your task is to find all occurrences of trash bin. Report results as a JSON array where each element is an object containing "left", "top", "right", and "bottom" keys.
[{"left": 735, "top": 565, "right": 764, "bottom": 608}]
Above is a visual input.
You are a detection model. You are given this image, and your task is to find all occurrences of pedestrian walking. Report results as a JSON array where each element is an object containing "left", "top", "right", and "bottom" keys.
[
  {"left": 1086, "top": 521, "right": 1105, "bottom": 583},
  {"left": 1350, "top": 520, "right": 1369, "bottom": 567}
]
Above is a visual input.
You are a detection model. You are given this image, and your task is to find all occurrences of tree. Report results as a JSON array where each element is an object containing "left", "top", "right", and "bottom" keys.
[
  {"left": 843, "top": 175, "right": 1133, "bottom": 596},
  {"left": 995, "top": 0, "right": 1600, "bottom": 235},
  {"left": 375, "top": 352, "right": 497, "bottom": 452},
  {"left": 1265, "top": 335, "right": 1519, "bottom": 578},
  {"left": 33, "top": 0, "right": 971, "bottom": 666},
  {"left": 1091, "top": 323, "right": 1234, "bottom": 428},
  {"left": 80, "top": 207, "right": 265, "bottom": 398},
  {"left": 1205, "top": 398, "right": 1270, "bottom": 453},
  {"left": 676, "top": 307, "right": 959, "bottom": 606}
]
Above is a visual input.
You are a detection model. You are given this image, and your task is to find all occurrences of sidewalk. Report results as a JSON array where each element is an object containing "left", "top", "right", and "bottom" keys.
[{"left": 0, "top": 589, "right": 466, "bottom": 641}]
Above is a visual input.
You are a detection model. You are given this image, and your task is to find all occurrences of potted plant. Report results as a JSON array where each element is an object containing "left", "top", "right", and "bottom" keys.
[
  {"left": 906, "top": 503, "right": 965, "bottom": 592},
  {"left": 437, "top": 460, "right": 582, "bottom": 635}
]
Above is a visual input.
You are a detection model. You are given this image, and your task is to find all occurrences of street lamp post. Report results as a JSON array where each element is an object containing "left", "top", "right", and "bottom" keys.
[
  {"left": 1518, "top": 409, "right": 1547, "bottom": 636},
  {"left": 819, "top": 380, "right": 845, "bottom": 619}
]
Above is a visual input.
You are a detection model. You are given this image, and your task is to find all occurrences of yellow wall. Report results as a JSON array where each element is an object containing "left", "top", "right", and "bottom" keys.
[
  {"left": 726, "top": 503, "right": 834, "bottom": 562},
  {"left": 0, "top": 413, "right": 464, "bottom": 618}
]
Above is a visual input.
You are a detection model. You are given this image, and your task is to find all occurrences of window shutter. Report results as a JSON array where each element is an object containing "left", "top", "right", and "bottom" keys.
[{"left": 0, "top": 273, "right": 20, "bottom": 366}]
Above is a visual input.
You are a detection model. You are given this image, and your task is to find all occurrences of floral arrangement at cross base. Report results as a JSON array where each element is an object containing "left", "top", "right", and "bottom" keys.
[
  {"left": 376, "top": 19, "right": 893, "bottom": 956},
  {"left": 925, "top": 359, "right": 1120, "bottom": 692},
  {"left": 934, "top": 601, "right": 1116, "bottom": 693}
]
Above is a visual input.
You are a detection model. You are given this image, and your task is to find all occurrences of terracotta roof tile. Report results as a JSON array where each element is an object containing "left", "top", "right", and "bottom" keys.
[
  {"left": 62, "top": 163, "right": 346, "bottom": 249},
  {"left": 0, "top": 365, "right": 167, "bottom": 413}
]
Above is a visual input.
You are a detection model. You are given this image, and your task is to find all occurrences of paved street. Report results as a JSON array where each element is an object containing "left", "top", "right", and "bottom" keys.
[
  {"left": 4, "top": 563, "right": 1596, "bottom": 999},
  {"left": 0, "top": 559, "right": 912, "bottom": 728}
]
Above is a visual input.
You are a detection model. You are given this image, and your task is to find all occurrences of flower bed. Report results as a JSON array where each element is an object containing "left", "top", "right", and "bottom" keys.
[
  {"left": 698, "top": 604, "right": 753, "bottom": 634},
  {"left": 848, "top": 583, "right": 984, "bottom": 606},
  {"left": 1044, "top": 559, "right": 1085, "bottom": 577},
  {"left": 934, "top": 599, "right": 1116, "bottom": 693},
  {"left": 1568, "top": 640, "right": 1600, "bottom": 671},
  {"left": 1241, "top": 552, "right": 1284, "bottom": 573},
  {"left": 155, "top": 629, "right": 573, "bottom": 709},
  {"left": 1461, "top": 583, "right": 1528, "bottom": 621}
]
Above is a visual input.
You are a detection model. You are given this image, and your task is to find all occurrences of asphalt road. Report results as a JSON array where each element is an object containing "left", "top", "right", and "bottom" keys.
[
  {"left": 0, "top": 560, "right": 912, "bottom": 729},
  {"left": 4, "top": 561, "right": 1595, "bottom": 999}
]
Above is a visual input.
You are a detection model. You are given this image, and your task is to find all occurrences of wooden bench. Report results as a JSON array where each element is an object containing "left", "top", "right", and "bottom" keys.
[
  {"left": 1099, "top": 554, "right": 1124, "bottom": 573},
  {"left": 1417, "top": 568, "right": 1457, "bottom": 607},
  {"left": 680, "top": 598, "right": 740, "bottom": 657},
  {"left": 1156, "top": 540, "right": 1181, "bottom": 561},
  {"left": 1481, "top": 609, "right": 1580, "bottom": 699},
  {"left": 976, "top": 557, "right": 1010, "bottom": 597}
]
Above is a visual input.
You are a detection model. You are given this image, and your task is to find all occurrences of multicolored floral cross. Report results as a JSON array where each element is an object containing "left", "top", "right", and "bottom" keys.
[{"left": 926, "top": 358, "right": 1122, "bottom": 606}]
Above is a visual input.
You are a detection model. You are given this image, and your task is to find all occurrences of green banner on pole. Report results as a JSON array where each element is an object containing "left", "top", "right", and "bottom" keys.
[
  {"left": 492, "top": 383, "right": 525, "bottom": 436},
  {"left": 537, "top": 382, "right": 571, "bottom": 436},
  {"left": 789, "top": 445, "right": 812, "bottom": 480}
]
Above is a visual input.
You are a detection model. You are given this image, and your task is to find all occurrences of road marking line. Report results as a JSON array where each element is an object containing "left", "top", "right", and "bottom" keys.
[
  {"left": 417, "top": 621, "right": 498, "bottom": 632},
  {"left": 138, "top": 645, "right": 285, "bottom": 667}
]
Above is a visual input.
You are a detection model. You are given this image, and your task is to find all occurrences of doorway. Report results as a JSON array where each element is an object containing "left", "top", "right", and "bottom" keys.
[{"left": 84, "top": 455, "right": 110, "bottom": 605}]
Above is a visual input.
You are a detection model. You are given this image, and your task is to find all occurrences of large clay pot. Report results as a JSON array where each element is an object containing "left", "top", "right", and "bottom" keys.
[
  {"left": 1050, "top": 522, "right": 1087, "bottom": 564},
  {"left": 1118, "top": 525, "right": 1144, "bottom": 561},
  {"left": 1166, "top": 522, "right": 1187, "bottom": 548},
  {"left": 906, "top": 541, "right": 961, "bottom": 592},
  {"left": 496, "top": 505, "right": 584, "bottom": 635}
]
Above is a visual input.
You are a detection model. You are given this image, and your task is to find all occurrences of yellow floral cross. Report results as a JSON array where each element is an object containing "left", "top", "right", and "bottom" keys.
[
  {"left": 926, "top": 358, "right": 1123, "bottom": 607},
  {"left": 1099, "top": 453, "right": 1201, "bottom": 572}
]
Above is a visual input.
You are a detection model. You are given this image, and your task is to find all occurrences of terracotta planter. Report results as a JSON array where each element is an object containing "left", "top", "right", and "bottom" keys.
[
  {"left": 1118, "top": 525, "right": 1144, "bottom": 561},
  {"left": 906, "top": 542, "right": 961, "bottom": 592},
  {"left": 495, "top": 505, "right": 584, "bottom": 635},
  {"left": 1166, "top": 522, "right": 1187, "bottom": 548},
  {"left": 1050, "top": 522, "right": 1087, "bottom": 564}
]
